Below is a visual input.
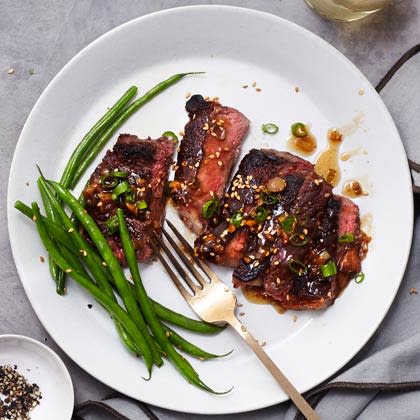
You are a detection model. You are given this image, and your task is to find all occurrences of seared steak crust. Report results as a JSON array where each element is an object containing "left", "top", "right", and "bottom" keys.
[
  {"left": 195, "top": 149, "right": 368, "bottom": 310},
  {"left": 170, "top": 95, "right": 249, "bottom": 234},
  {"left": 83, "top": 134, "right": 174, "bottom": 264}
]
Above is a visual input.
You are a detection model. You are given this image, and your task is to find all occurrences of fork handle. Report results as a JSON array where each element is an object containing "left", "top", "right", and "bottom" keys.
[{"left": 227, "top": 315, "right": 320, "bottom": 420}]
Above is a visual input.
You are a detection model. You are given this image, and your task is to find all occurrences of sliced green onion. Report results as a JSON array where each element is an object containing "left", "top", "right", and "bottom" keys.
[
  {"left": 355, "top": 272, "right": 365, "bottom": 284},
  {"left": 290, "top": 233, "right": 309, "bottom": 247},
  {"left": 254, "top": 207, "right": 268, "bottom": 223},
  {"left": 104, "top": 215, "right": 119, "bottom": 235},
  {"left": 288, "top": 259, "right": 307, "bottom": 276},
  {"left": 101, "top": 171, "right": 128, "bottom": 189},
  {"left": 261, "top": 123, "right": 279, "bottom": 135},
  {"left": 260, "top": 191, "right": 278, "bottom": 205},
  {"left": 291, "top": 122, "right": 308, "bottom": 138},
  {"left": 136, "top": 200, "right": 148, "bottom": 210},
  {"left": 201, "top": 197, "right": 220, "bottom": 219},
  {"left": 124, "top": 191, "right": 136, "bottom": 203},
  {"left": 338, "top": 232, "right": 355, "bottom": 243},
  {"left": 112, "top": 181, "right": 130, "bottom": 200},
  {"left": 320, "top": 260, "right": 337, "bottom": 278},
  {"left": 162, "top": 131, "right": 179, "bottom": 144},
  {"left": 230, "top": 211, "right": 244, "bottom": 228},
  {"left": 281, "top": 215, "right": 296, "bottom": 234}
]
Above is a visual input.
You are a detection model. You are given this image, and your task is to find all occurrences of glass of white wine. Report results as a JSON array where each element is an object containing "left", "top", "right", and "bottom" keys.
[{"left": 305, "top": 0, "right": 392, "bottom": 21}]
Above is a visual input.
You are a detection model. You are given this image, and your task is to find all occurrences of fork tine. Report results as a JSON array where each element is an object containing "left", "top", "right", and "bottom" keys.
[
  {"left": 149, "top": 239, "right": 192, "bottom": 300},
  {"left": 161, "top": 227, "right": 208, "bottom": 288},
  {"left": 152, "top": 231, "right": 200, "bottom": 294},
  {"left": 165, "top": 220, "right": 223, "bottom": 285}
]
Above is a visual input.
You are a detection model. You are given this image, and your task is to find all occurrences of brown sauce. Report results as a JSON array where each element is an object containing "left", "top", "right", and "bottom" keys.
[
  {"left": 342, "top": 179, "right": 368, "bottom": 198},
  {"left": 314, "top": 129, "right": 343, "bottom": 187},
  {"left": 287, "top": 132, "right": 317, "bottom": 156},
  {"left": 242, "top": 286, "right": 286, "bottom": 314}
]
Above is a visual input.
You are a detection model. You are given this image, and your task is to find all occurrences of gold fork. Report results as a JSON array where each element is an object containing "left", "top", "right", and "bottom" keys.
[{"left": 150, "top": 220, "right": 320, "bottom": 420}]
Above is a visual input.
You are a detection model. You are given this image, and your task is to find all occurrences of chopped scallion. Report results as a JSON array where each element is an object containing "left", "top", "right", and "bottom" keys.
[
  {"left": 162, "top": 131, "right": 179, "bottom": 144},
  {"left": 281, "top": 215, "right": 296, "bottom": 234},
  {"left": 338, "top": 232, "right": 355, "bottom": 243},
  {"left": 288, "top": 259, "right": 307, "bottom": 276},
  {"left": 290, "top": 232, "right": 309, "bottom": 246},
  {"left": 320, "top": 260, "right": 337, "bottom": 278},
  {"left": 104, "top": 215, "right": 119, "bottom": 235},
  {"left": 201, "top": 197, "right": 220, "bottom": 219},
  {"left": 254, "top": 207, "right": 268, "bottom": 223},
  {"left": 355, "top": 272, "right": 365, "bottom": 284},
  {"left": 136, "top": 200, "right": 148, "bottom": 210},
  {"left": 261, "top": 123, "right": 279, "bottom": 135},
  {"left": 291, "top": 122, "right": 308, "bottom": 138},
  {"left": 112, "top": 180, "right": 130, "bottom": 200},
  {"left": 230, "top": 211, "right": 244, "bottom": 228}
]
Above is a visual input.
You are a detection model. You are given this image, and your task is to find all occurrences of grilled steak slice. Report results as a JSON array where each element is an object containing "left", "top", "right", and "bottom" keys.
[
  {"left": 83, "top": 134, "right": 174, "bottom": 264},
  {"left": 195, "top": 149, "right": 368, "bottom": 310},
  {"left": 170, "top": 94, "right": 249, "bottom": 234}
]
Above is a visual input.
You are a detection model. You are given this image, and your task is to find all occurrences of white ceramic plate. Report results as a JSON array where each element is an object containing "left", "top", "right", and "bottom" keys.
[
  {"left": 7, "top": 5, "right": 413, "bottom": 415},
  {"left": 0, "top": 335, "right": 74, "bottom": 420}
]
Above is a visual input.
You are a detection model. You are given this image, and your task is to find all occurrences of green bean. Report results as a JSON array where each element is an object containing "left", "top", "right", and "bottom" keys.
[
  {"left": 15, "top": 200, "right": 225, "bottom": 334},
  {"left": 60, "top": 86, "right": 138, "bottom": 189},
  {"left": 38, "top": 179, "right": 66, "bottom": 294},
  {"left": 31, "top": 201, "right": 152, "bottom": 377},
  {"left": 37, "top": 177, "right": 144, "bottom": 357},
  {"left": 38, "top": 177, "right": 114, "bottom": 296},
  {"left": 48, "top": 181, "right": 159, "bottom": 371},
  {"left": 70, "top": 72, "right": 203, "bottom": 188},
  {"left": 151, "top": 300, "right": 224, "bottom": 334},
  {"left": 164, "top": 325, "right": 232, "bottom": 360},
  {"left": 117, "top": 209, "right": 226, "bottom": 393}
]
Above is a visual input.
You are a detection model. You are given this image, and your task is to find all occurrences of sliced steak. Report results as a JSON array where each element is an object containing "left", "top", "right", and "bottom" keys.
[
  {"left": 170, "top": 94, "right": 249, "bottom": 234},
  {"left": 83, "top": 134, "right": 174, "bottom": 264},
  {"left": 195, "top": 149, "right": 368, "bottom": 310}
]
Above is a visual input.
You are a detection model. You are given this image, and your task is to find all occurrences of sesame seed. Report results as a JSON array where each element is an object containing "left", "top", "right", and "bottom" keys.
[
  {"left": 242, "top": 84, "right": 248, "bottom": 89},
  {"left": 223, "top": 147, "right": 230, "bottom": 152},
  {"left": 294, "top": 86, "right": 300, "bottom": 92},
  {"left": 8, "top": 68, "right": 15, "bottom": 74},
  {"left": 179, "top": 131, "right": 185, "bottom": 137},
  {"left": 209, "top": 154, "right": 215, "bottom": 159},
  {"left": 194, "top": 162, "right": 200, "bottom": 168},
  {"left": 39, "top": 256, "right": 45, "bottom": 263},
  {"left": 239, "top": 312, "right": 245, "bottom": 316},
  {"left": 185, "top": 92, "right": 191, "bottom": 99},
  {"left": 215, "top": 151, "right": 220, "bottom": 158},
  {"left": 217, "top": 160, "right": 223, "bottom": 167},
  {"left": 292, "top": 315, "right": 298, "bottom": 322},
  {"left": 256, "top": 87, "right": 262, "bottom": 92},
  {"left": 97, "top": 201, "right": 103, "bottom": 207},
  {"left": 65, "top": 268, "right": 72, "bottom": 273},
  {"left": 252, "top": 81, "right": 256, "bottom": 87},
  {"left": 237, "top": 303, "right": 244, "bottom": 307},
  {"left": 102, "top": 261, "right": 107, "bottom": 267},
  {"left": 32, "top": 215, "right": 37, "bottom": 222}
]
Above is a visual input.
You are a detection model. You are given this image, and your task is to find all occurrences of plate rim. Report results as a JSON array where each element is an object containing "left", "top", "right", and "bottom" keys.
[{"left": 6, "top": 4, "right": 414, "bottom": 415}]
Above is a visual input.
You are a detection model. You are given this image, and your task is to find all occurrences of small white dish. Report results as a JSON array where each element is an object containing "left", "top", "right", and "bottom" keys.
[{"left": 0, "top": 335, "right": 74, "bottom": 420}]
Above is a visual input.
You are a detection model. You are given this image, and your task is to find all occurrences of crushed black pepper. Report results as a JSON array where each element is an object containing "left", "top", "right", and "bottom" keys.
[{"left": 0, "top": 364, "right": 42, "bottom": 419}]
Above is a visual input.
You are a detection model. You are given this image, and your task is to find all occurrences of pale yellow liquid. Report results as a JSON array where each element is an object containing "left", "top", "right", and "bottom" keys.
[{"left": 305, "top": 0, "right": 391, "bottom": 21}]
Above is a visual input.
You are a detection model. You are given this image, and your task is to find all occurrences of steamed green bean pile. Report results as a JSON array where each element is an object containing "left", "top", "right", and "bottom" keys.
[{"left": 15, "top": 73, "right": 231, "bottom": 392}]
